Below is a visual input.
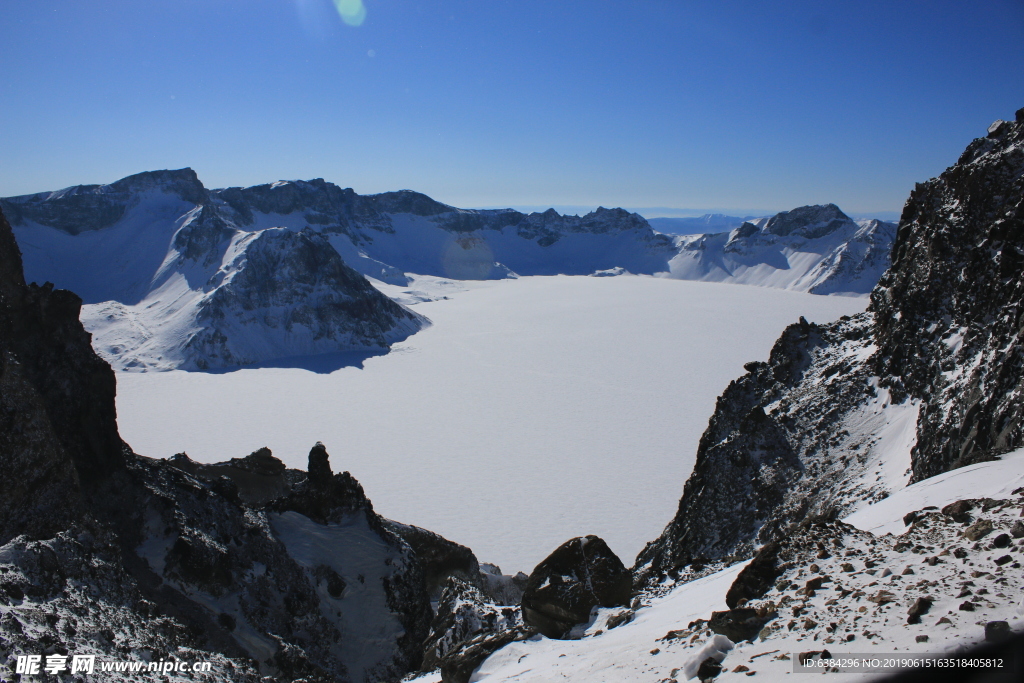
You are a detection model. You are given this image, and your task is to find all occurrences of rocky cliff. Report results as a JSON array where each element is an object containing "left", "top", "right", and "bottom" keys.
[
  {"left": 0, "top": 204, "right": 503, "bottom": 682},
  {"left": 637, "top": 109, "right": 1024, "bottom": 581}
]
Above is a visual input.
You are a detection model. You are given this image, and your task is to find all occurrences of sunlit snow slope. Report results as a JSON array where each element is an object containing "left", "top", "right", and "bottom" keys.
[
  {"left": 5, "top": 172, "right": 892, "bottom": 371},
  {"left": 115, "top": 275, "right": 865, "bottom": 573},
  {"left": 409, "top": 450, "right": 1024, "bottom": 683}
]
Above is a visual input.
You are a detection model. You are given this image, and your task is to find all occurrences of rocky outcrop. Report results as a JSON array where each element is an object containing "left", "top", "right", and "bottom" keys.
[
  {"left": 0, "top": 207, "right": 127, "bottom": 544},
  {"left": 520, "top": 536, "right": 632, "bottom": 639},
  {"left": 871, "top": 109, "right": 1024, "bottom": 480},
  {"left": 634, "top": 313, "right": 885, "bottom": 577},
  {"left": 637, "top": 108, "right": 1024, "bottom": 580},
  {"left": 419, "top": 578, "right": 524, "bottom": 673},
  {"left": 384, "top": 522, "right": 482, "bottom": 602}
]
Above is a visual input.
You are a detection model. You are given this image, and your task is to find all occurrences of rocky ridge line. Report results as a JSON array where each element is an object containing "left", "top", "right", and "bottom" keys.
[{"left": 637, "top": 108, "right": 1024, "bottom": 581}]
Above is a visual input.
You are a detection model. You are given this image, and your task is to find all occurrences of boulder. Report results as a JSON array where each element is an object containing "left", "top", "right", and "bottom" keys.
[
  {"left": 907, "top": 597, "right": 932, "bottom": 625},
  {"left": 521, "top": 535, "right": 632, "bottom": 638},
  {"left": 709, "top": 608, "right": 773, "bottom": 642},
  {"left": 725, "top": 541, "right": 783, "bottom": 609}
]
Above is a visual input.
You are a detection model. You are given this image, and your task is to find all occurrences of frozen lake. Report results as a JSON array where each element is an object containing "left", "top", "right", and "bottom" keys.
[{"left": 115, "top": 275, "right": 865, "bottom": 573}]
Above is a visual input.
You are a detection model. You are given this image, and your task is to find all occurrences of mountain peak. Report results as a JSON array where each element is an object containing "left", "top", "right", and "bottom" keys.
[{"left": 761, "top": 203, "right": 852, "bottom": 238}]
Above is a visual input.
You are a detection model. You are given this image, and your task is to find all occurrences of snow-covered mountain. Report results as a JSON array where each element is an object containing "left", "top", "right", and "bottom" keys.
[
  {"left": 3, "top": 173, "right": 893, "bottom": 369},
  {"left": 0, "top": 207, "right": 526, "bottom": 682},
  {"left": 638, "top": 110, "right": 1024, "bottom": 578},
  {"left": 2, "top": 171, "right": 426, "bottom": 370},
  {"left": 3, "top": 109, "right": 1024, "bottom": 683},
  {"left": 669, "top": 204, "right": 896, "bottom": 295}
]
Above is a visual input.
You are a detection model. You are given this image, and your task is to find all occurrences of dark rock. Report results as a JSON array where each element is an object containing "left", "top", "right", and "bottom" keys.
[
  {"left": 606, "top": 609, "right": 635, "bottom": 629},
  {"left": 709, "top": 608, "right": 773, "bottom": 642},
  {"left": 421, "top": 577, "right": 521, "bottom": 672},
  {"left": 907, "top": 597, "right": 932, "bottom": 624},
  {"left": 872, "top": 114, "right": 1024, "bottom": 481},
  {"left": 805, "top": 576, "right": 826, "bottom": 591},
  {"left": 270, "top": 452, "right": 374, "bottom": 525},
  {"left": 438, "top": 626, "right": 534, "bottom": 683},
  {"left": 1012, "top": 520, "right": 1024, "bottom": 538},
  {"left": 725, "top": 541, "right": 784, "bottom": 608},
  {"left": 0, "top": 207, "right": 127, "bottom": 545},
  {"left": 994, "top": 555, "right": 1012, "bottom": 566},
  {"left": 307, "top": 441, "right": 332, "bottom": 485},
  {"left": 521, "top": 536, "right": 632, "bottom": 639},
  {"left": 964, "top": 518, "right": 994, "bottom": 541},
  {"left": 959, "top": 601, "right": 977, "bottom": 612},
  {"left": 991, "top": 533, "right": 1011, "bottom": 548},
  {"left": 696, "top": 656, "right": 723, "bottom": 681},
  {"left": 985, "top": 620, "right": 1011, "bottom": 643},
  {"left": 386, "top": 522, "right": 482, "bottom": 602}
]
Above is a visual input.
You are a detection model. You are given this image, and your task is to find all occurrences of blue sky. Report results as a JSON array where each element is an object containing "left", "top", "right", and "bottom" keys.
[{"left": 2, "top": 1, "right": 1022, "bottom": 215}]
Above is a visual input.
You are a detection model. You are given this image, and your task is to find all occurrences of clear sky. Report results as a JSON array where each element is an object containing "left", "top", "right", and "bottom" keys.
[{"left": 2, "top": 1, "right": 1023, "bottom": 214}]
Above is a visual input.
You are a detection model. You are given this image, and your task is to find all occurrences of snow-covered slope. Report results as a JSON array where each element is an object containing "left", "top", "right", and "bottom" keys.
[
  {"left": 410, "top": 451, "right": 1024, "bottom": 683},
  {"left": 3, "top": 171, "right": 426, "bottom": 370},
  {"left": 637, "top": 108, "right": 1024, "bottom": 631},
  {"left": 4, "top": 173, "right": 893, "bottom": 369},
  {"left": 668, "top": 204, "right": 896, "bottom": 296}
]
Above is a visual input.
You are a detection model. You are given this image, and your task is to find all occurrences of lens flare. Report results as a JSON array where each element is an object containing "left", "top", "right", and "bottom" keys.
[{"left": 333, "top": 0, "right": 366, "bottom": 26}]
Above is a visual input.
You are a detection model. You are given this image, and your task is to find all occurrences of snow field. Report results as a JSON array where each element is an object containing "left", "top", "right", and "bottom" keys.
[{"left": 115, "top": 275, "right": 865, "bottom": 574}]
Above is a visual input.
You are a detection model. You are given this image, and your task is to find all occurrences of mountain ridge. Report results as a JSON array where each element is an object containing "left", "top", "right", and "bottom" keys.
[
  {"left": 637, "top": 107, "right": 1024, "bottom": 581},
  {"left": 4, "top": 172, "right": 894, "bottom": 370}
]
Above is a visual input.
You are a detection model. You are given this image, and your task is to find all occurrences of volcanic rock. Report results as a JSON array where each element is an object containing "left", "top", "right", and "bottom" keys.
[{"left": 521, "top": 535, "right": 632, "bottom": 639}]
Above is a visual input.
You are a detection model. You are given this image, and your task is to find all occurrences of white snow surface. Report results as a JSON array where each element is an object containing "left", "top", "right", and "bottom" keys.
[
  {"left": 410, "top": 449, "right": 1024, "bottom": 683},
  {"left": 667, "top": 217, "right": 895, "bottom": 296},
  {"left": 115, "top": 275, "right": 864, "bottom": 574},
  {"left": 845, "top": 448, "right": 1024, "bottom": 536}
]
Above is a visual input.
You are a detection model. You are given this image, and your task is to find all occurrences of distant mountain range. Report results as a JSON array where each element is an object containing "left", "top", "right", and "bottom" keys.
[
  {"left": 669, "top": 205, "right": 896, "bottom": 295},
  {"left": 2, "top": 173, "right": 894, "bottom": 369}
]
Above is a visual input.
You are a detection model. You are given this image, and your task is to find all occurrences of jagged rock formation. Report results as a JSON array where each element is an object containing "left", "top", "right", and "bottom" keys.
[
  {"left": 670, "top": 204, "right": 896, "bottom": 295},
  {"left": 872, "top": 113, "right": 1024, "bottom": 480},
  {"left": 383, "top": 522, "right": 482, "bottom": 603},
  {"left": 637, "top": 109, "right": 1024, "bottom": 581},
  {"left": 0, "top": 207, "right": 127, "bottom": 544},
  {"left": 521, "top": 536, "right": 632, "bottom": 639},
  {"left": 419, "top": 578, "right": 525, "bottom": 674},
  {"left": 1, "top": 206, "right": 506, "bottom": 682}
]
